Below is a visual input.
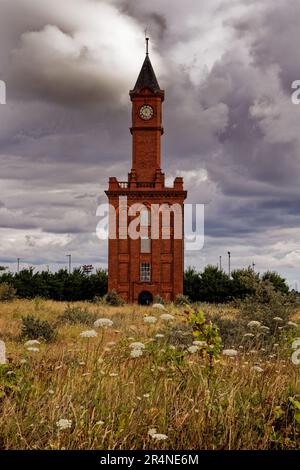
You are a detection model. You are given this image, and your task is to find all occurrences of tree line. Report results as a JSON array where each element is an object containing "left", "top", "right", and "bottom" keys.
[{"left": 0, "top": 264, "right": 290, "bottom": 302}]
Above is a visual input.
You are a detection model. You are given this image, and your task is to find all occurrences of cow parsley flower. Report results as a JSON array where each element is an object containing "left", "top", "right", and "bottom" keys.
[
  {"left": 56, "top": 419, "right": 72, "bottom": 430},
  {"left": 129, "top": 342, "right": 145, "bottom": 350},
  {"left": 148, "top": 428, "right": 157, "bottom": 436},
  {"left": 287, "top": 321, "right": 297, "bottom": 328},
  {"left": 222, "top": 349, "right": 238, "bottom": 357},
  {"left": 243, "top": 333, "right": 255, "bottom": 338},
  {"left": 80, "top": 330, "right": 98, "bottom": 338},
  {"left": 24, "top": 340, "right": 40, "bottom": 347},
  {"left": 151, "top": 433, "right": 168, "bottom": 441},
  {"left": 144, "top": 316, "right": 157, "bottom": 324},
  {"left": 260, "top": 326, "right": 270, "bottom": 332},
  {"left": 273, "top": 317, "right": 283, "bottom": 322},
  {"left": 155, "top": 333, "right": 165, "bottom": 338},
  {"left": 152, "top": 303, "right": 166, "bottom": 310},
  {"left": 27, "top": 347, "right": 40, "bottom": 352},
  {"left": 160, "top": 313, "right": 175, "bottom": 322},
  {"left": 94, "top": 318, "right": 113, "bottom": 328},
  {"left": 251, "top": 366, "right": 264, "bottom": 373},
  {"left": 187, "top": 345, "right": 198, "bottom": 354},
  {"left": 192, "top": 340, "right": 207, "bottom": 347},
  {"left": 130, "top": 349, "right": 143, "bottom": 358},
  {"left": 0, "top": 340, "right": 6, "bottom": 365},
  {"left": 247, "top": 320, "right": 261, "bottom": 328}
]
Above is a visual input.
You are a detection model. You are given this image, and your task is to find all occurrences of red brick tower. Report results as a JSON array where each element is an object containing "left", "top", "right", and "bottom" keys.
[{"left": 105, "top": 41, "right": 187, "bottom": 304}]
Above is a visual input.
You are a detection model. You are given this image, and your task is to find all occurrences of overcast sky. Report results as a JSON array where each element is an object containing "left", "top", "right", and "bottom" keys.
[{"left": 0, "top": 0, "right": 300, "bottom": 288}]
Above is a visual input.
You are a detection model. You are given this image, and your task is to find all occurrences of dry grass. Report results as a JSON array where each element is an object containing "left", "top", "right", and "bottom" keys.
[{"left": 0, "top": 299, "right": 299, "bottom": 450}]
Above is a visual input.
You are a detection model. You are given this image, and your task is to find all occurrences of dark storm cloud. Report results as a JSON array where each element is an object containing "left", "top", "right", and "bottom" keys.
[{"left": 0, "top": 0, "right": 300, "bottom": 283}]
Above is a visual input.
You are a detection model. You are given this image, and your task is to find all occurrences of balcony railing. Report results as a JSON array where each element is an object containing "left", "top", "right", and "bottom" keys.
[{"left": 118, "top": 181, "right": 156, "bottom": 189}]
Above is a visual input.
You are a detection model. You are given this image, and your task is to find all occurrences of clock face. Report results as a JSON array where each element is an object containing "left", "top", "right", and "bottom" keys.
[{"left": 139, "top": 105, "right": 154, "bottom": 121}]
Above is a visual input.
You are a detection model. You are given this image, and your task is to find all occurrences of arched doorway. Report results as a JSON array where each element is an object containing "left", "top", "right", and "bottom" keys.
[{"left": 138, "top": 290, "right": 153, "bottom": 305}]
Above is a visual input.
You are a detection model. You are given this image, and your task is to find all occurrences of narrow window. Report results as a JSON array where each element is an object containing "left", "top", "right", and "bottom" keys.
[
  {"left": 140, "top": 263, "right": 151, "bottom": 282},
  {"left": 140, "top": 207, "right": 151, "bottom": 253}
]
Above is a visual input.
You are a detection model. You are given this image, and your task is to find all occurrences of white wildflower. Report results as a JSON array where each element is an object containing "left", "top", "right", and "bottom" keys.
[
  {"left": 151, "top": 433, "right": 168, "bottom": 441},
  {"left": 251, "top": 366, "right": 264, "bottom": 373},
  {"left": 130, "top": 349, "right": 143, "bottom": 358},
  {"left": 160, "top": 313, "right": 175, "bottom": 322},
  {"left": 148, "top": 428, "right": 157, "bottom": 437},
  {"left": 24, "top": 340, "right": 40, "bottom": 347},
  {"left": 243, "top": 333, "right": 255, "bottom": 338},
  {"left": 260, "top": 326, "right": 270, "bottom": 332},
  {"left": 187, "top": 345, "right": 198, "bottom": 354},
  {"left": 56, "top": 419, "right": 72, "bottom": 431},
  {"left": 273, "top": 317, "right": 283, "bottom": 322},
  {"left": 247, "top": 320, "right": 261, "bottom": 328},
  {"left": 129, "top": 342, "right": 145, "bottom": 350},
  {"left": 94, "top": 318, "right": 113, "bottom": 328},
  {"left": 152, "top": 303, "right": 166, "bottom": 310},
  {"left": 222, "top": 349, "right": 238, "bottom": 357},
  {"left": 0, "top": 340, "right": 6, "bottom": 365},
  {"left": 80, "top": 330, "right": 98, "bottom": 338},
  {"left": 27, "top": 347, "right": 40, "bottom": 352},
  {"left": 192, "top": 340, "right": 207, "bottom": 347},
  {"left": 143, "top": 393, "right": 150, "bottom": 398},
  {"left": 287, "top": 321, "right": 297, "bottom": 328},
  {"left": 48, "top": 389, "right": 55, "bottom": 395},
  {"left": 155, "top": 334, "right": 165, "bottom": 338},
  {"left": 109, "top": 373, "right": 118, "bottom": 377},
  {"left": 144, "top": 316, "right": 157, "bottom": 324},
  {"left": 95, "top": 420, "right": 104, "bottom": 426}
]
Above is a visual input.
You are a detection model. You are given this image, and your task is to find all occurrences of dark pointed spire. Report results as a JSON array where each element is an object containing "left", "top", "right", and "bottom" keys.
[{"left": 130, "top": 38, "right": 163, "bottom": 97}]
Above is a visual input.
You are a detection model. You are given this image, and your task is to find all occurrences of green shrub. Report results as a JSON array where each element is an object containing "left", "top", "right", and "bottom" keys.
[
  {"left": 153, "top": 294, "right": 165, "bottom": 305},
  {"left": 209, "top": 313, "right": 245, "bottom": 347},
  {"left": 238, "top": 281, "right": 295, "bottom": 333},
  {"left": 0, "top": 283, "right": 16, "bottom": 301},
  {"left": 58, "top": 305, "right": 97, "bottom": 325},
  {"left": 174, "top": 294, "right": 190, "bottom": 306},
  {"left": 21, "top": 315, "right": 56, "bottom": 342},
  {"left": 168, "top": 323, "right": 194, "bottom": 348},
  {"left": 104, "top": 290, "right": 124, "bottom": 306}
]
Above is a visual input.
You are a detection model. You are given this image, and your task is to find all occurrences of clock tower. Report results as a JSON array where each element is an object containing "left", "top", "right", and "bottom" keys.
[{"left": 105, "top": 40, "right": 187, "bottom": 304}]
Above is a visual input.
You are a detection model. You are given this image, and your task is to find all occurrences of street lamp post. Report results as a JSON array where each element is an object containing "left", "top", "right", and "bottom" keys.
[
  {"left": 228, "top": 251, "right": 231, "bottom": 277},
  {"left": 66, "top": 255, "right": 72, "bottom": 274}
]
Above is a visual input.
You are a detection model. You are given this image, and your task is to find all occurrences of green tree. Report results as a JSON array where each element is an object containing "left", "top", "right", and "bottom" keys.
[
  {"left": 231, "top": 267, "right": 260, "bottom": 299},
  {"left": 200, "top": 265, "right": 231, "bottom": 303},
  {"left": 262, "top": 271, "right": 289, "bottom": 294},
  {"left": 184, "top": 267, "right": 202, "bottom": 302}
]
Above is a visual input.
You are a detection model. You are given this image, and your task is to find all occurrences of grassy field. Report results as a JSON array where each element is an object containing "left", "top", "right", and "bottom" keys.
[{"left": 0, "top": 299, "right": 300, "bottom": 450}]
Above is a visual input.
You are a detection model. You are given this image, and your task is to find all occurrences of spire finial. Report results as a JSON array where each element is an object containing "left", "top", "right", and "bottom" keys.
[{"left": 146, "top": 36, "right": 149, "bottom": 55}]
